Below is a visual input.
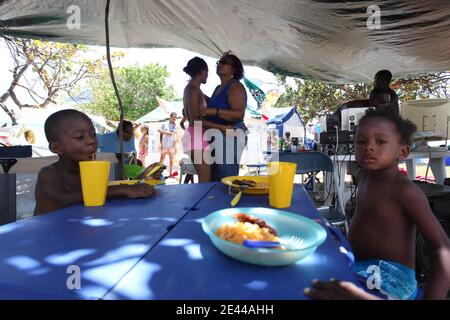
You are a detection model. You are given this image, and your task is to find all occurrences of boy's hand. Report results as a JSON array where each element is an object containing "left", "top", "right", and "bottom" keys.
[
  {"left": 304, "top": 279, "right": 380, "bottom": 300},
  {"left": 124, "top": 183, "right": 155, "bottom": 198}
]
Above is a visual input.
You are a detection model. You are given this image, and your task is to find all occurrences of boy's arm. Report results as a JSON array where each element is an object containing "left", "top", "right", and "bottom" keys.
[
  {"left": 400, "top": 182, "right": 450, "bottom": 299},
  {"left": 107, "top": 183, "right": 155, "bottom": 199},
  {"left": 36, "top": 166, "right": 156, "bottom": 212}
]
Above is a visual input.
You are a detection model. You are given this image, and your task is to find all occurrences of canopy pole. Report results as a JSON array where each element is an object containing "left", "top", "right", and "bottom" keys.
[{"left": 105, "top": 0, "right": 125, "bottom": 179}]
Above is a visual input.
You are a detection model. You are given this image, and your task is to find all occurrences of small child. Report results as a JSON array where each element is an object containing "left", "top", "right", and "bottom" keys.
[
  {"left": 138, "top": 125, "right": 149, "bottom": 165},
  {"left": 306, "top": 109, "right": 450, "bottom": 300},
  {"left": 34, "top": 110, "right": 162, "bottom": 215}
]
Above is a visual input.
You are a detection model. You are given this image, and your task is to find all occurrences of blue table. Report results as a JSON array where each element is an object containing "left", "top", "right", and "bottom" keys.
[
  {"left": 104, "top": 183, "right": 359, "bottom": 300},
  {"left": 0, "top": 183, "right": 215, "bottom": 299}
]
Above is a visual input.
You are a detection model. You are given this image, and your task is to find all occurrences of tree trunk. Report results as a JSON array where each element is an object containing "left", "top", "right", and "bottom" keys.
[
  {"left": 0, "top": 60, "right": 31, "bottom": 125},
  {"left": 0, "top": 101, "right": 18, "bottom": 125}
]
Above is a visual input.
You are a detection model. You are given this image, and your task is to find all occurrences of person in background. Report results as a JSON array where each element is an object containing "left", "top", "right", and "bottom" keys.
[
  {"left": 97, "top": 119, "right": 137, "bottom": 164},
  {"left": 196, "top": 51, "right": 248, "bottom": 181},
  {"left": 159, "top": 112, "right": 179, "bottom": 177},
  {"left": 373, "top": 69, "right": 399, "bottom": 113},
  {"left": 367, "top": 87, "right": 400, "bottom": 116},
  {"left": 138, "top": 125, "right": 149, "bottom": 166},
  {"left": 334, "top": 69, "right": 399, "bottom": 116}
]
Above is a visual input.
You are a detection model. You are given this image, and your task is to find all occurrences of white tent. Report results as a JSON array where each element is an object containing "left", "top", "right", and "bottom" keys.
[
  {"left": 1, "top": 0, "right": 449, "bottom": 82},
  {"left": 136, "top": 101, "right": 184, "bottom": 123},
  {"left": 266, "top": 107, "right": 306, "bottom": 140}
]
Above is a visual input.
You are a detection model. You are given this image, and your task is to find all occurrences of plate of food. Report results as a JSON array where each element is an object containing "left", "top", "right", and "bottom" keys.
[
  {"left": 221, "top": 176, "right": 268, "bottom": 195},
  {"left": 202, "top": 207, "right": 327, "bottom": 266},
  {"left": 107, "top": 179, "right": 165, "bottom": 186}
]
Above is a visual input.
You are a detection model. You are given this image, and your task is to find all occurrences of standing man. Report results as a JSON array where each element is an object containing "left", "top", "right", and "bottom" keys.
[{"left": 159, "top": 112, "right": 178, "bottom": 177}]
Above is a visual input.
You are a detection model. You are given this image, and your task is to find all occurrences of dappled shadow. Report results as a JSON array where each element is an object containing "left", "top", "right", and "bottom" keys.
[{"left": 0, "top": 183, "right": 216, "bottom": 299}]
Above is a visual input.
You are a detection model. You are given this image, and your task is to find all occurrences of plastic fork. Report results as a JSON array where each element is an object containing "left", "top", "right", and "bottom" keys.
[
  {"left": 230, "top": 185, "right": 249, "bottom": 207},
  {"left": 243, "top": 236, "right": 304, "bottom": 250}
]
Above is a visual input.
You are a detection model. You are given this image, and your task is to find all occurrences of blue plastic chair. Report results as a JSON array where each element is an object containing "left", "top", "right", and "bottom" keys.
[{"left": 270, "top": 151, "right": 349, "bottom": 234}]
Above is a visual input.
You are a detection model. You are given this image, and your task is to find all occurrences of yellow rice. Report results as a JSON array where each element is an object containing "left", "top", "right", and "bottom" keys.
[{"left": 215, "top": 221, "right": 279, "bottom": 245}]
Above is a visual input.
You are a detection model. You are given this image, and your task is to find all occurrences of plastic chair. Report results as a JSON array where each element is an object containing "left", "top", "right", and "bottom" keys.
[{"left": 270, "top": 151, "right": 349, "bottom": 234}]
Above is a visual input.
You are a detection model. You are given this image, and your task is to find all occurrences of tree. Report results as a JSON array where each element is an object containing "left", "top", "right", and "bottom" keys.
[
  {"left": 0, "top": 37, "right": 109, "bottom": 125},
  {"left": 83, "top": 64, "right": 176, "bottom": 121},
  {"left": 274, "top": 72, "right": 450, "bottom": 123}
]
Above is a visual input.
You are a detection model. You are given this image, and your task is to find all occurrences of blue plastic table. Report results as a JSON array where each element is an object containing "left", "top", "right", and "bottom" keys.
[
  {"left": 0, "top": 183, "right": 215, "bottom": 299},
  {"left": 104, "top": 183, "right": 359, "bottom": 300}
]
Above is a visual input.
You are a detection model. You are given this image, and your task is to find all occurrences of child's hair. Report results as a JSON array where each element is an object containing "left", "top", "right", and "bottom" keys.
[
  {"left": 183, "top": 57, "right": 208, "bottom": 78},
  {"left": 44, "top": 109, "right": 91, "bottom": 143},
  {"left": 358, "top": 108, "right": 417, "bottom": 145}
]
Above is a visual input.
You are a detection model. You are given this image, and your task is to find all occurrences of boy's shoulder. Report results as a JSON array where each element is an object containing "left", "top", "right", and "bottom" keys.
[
  {"left": 395, "top": 176, "right": 428, "bottom": 205},
  {"left": 37, "top": 162, "right": 64, "bottom": 183}
]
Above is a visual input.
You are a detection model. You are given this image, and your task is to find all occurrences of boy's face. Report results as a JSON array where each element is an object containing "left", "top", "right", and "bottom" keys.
[
  {"left": 372, "top": 94, "right": 391, "bottom": 109},
  {"left": 51, "top": 115, "right": 98, "bottom": 162},
  {"left": 355, "top": 117, "right": 409, "bottom": 171},
  {"left": 117, "top": 125, "right": 134, "bottom": 142}
]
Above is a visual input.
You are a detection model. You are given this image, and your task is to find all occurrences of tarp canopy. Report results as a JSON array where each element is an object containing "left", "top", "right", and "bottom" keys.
[{"left": 0, "top": 0, "right": 449, "bottom": 83}]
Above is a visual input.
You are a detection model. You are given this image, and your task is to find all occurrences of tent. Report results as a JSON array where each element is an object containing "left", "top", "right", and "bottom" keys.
[
  {"left": 1, "top": 1, "right": 449, "bottom": 82},
  {"left": 136, "top": 100, "right": 183, "bottom": 123},
  {"left": 266, "top": 107, "right": 306, "bottom": 140}
]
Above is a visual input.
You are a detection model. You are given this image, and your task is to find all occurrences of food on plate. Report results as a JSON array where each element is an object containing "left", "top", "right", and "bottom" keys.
[
  {"left": 234, "top": 213, "right": 278, "bottom": 236},
  {"left": 232, "top": 179, "right": 257, "bottom": 187},
  {"left": 215, "top": 213, "right": 280, "bottom": 245}
]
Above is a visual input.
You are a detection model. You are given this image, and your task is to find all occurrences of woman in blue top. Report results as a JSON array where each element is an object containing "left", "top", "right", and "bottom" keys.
[{"left": 197, "top": 51, "right": 247, "bottom": 181}]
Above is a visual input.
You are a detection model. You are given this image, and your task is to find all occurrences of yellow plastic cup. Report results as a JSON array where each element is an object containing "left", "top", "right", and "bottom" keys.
[
  {"left": 268, "top": 162, "right": 297, "bottom": 208},
  {"left": 79, "top": 161, "right": 110, "bottom": 206}
]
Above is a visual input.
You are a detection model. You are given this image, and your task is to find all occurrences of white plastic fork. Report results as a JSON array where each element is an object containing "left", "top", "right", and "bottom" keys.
[
  {"left": 282, "top": 236, "right": 304, "bottom": 250},
  {"left": 242, "top": 236, "right": 304, "bottom": 250}
]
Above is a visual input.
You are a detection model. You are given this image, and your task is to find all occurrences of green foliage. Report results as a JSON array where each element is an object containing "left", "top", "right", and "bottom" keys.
[
  {"left": 275, "top": 75, "right": 370, "bottom": 123},
  {"left": 274, "top": 72, "right": 450, "bottom": 123},
  {"left": 83, "top": 64, "right": 176, "bottom": 121}
]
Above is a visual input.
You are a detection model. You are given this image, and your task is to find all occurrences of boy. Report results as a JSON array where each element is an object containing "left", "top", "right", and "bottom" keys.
[
  {"left": 34, "top": 110, "right": 162, "bottom": 215},
  {"left": 306, "top": 109, "right": 450, "bottom": 299},
  {"left": 368, "top": 87, "right": 398, "bottom": 115},
  {"left": 373, "top": 69, "right": 399, "bottom": 111}
]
